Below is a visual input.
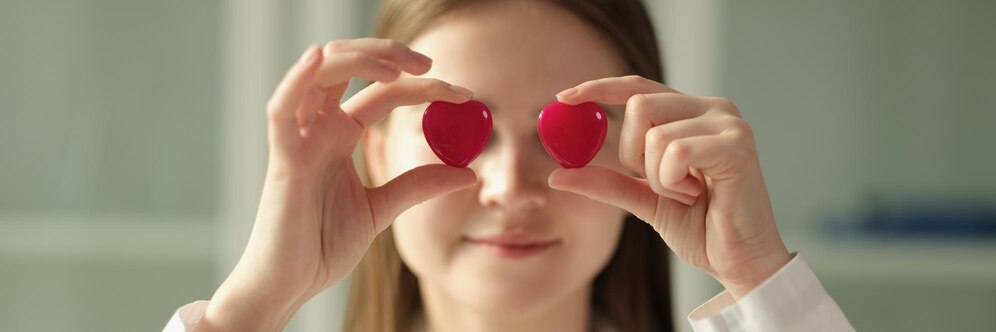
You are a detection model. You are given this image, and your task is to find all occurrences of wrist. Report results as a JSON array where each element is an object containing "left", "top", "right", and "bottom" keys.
[
  {"left": 194, "top": 283, "right": 301, "bottom": 332},
  {"left": 193, "top": 293, "right": 277, "bottom": 332},
  {"left": 719, "top": 248, "right": 793, "bottom": 300}
]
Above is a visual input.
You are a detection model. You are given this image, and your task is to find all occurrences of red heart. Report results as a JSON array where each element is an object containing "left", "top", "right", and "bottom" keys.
[
  {"left": 537, "top": 101, "right": 608, "bottom": 168},
  {"left": 422, "top": 100, "right": 493, "bottom": 168}
]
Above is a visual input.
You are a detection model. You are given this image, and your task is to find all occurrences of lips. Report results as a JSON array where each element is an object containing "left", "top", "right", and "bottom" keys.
[{"left": 465, "top": 233, "right": 560, "bottom": 259}]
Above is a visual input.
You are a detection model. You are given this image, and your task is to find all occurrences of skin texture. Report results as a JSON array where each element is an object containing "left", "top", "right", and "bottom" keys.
[{"left": 193, "top": 1, "right": 791, "bottom": 331}]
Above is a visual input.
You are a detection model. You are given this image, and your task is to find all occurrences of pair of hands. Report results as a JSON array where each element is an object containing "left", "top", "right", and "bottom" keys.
[{"left": 195, "top": 38, "right": 790, "bottom": 331}]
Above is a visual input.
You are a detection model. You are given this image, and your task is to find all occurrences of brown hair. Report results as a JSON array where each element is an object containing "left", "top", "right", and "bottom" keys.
[{"left": 346, "top": 0, "right": 672, "bottom": 331}]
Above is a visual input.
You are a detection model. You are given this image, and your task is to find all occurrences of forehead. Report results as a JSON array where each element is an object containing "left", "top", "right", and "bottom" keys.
[{"left": 407, "top": 1, "right": 628, "bottom": 113}]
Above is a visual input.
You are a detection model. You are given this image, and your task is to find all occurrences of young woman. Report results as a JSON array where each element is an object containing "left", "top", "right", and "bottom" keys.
[{"left": 165, "top": 0, "right": 852, "bottom": 331}]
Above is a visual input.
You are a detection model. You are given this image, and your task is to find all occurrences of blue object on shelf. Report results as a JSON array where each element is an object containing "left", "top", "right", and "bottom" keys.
[
  {"left": 825, "top": 200, "right": 996, "bottom": 238},
  {"left": 864, "top": 202, "right": 996, "bottom": 236}
]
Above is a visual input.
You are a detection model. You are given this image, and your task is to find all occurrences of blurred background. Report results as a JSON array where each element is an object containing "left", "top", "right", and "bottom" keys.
[{"left": 1, "top": 0, "right": 994, "bottom": 331}]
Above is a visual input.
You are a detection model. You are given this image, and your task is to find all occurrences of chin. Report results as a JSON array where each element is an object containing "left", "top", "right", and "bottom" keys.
[{"left": 450, "top": 271, "right": 573, "bottom": 318}]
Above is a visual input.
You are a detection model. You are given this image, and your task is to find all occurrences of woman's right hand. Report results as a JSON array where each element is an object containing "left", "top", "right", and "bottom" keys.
[{"left": 195, "top": 39, "right": 478, "bottom": 332}]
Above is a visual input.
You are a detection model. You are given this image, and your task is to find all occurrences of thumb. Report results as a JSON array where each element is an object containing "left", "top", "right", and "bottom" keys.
[
  {"left": 368, "top": 164, "right": 477, "bottom": 231},
  {"left": 548, "top": 166, "right": 692, "bottom": 221}
]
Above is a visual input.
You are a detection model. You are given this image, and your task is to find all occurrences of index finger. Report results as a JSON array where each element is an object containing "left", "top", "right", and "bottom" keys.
[
  {"left": 341, "top": 78, "right": 474, "bottom": 128},
  {"left": 323, "top": 38, "right": 433, "bottom": 76},
  {"left": 556, "top": 75, "right": 681, "bottom": 105}
]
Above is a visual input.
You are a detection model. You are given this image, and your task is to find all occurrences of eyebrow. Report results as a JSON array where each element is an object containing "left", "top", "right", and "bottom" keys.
[{"left": 474, "top": 98, "right": 621, "bottom": 120}]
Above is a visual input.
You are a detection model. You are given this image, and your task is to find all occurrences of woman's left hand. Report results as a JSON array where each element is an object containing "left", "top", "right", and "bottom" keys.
[{"left": 549, "top": 75, "right": 792, "bottom": 299}]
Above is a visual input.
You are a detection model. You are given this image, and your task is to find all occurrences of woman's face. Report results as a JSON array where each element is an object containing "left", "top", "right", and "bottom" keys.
[{"left": 367, "top": 1, "right": 631, "bottom": 315}]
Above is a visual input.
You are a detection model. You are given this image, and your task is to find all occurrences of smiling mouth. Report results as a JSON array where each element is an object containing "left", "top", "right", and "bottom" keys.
[{"left": 463, "top": 234, "right": 561, "bottom": 259}]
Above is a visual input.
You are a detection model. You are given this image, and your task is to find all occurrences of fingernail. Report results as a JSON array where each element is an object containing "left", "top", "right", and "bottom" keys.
[
  {"left": 411, "top": 51, "right": 433, "bottom": 67},
  {"left": 449, "top": 84, "right": 474, "bottom": 98},
  {"left": 556, "top": 88, "right": 578, "bottom": 99},
  {"left": 298, "top": 45, "right": 318, "bottom": 66}
]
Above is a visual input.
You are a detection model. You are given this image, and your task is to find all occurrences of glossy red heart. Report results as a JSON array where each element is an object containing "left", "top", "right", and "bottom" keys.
[
  {"left": 422, "top": 100, "right": 493, "bottom": 168},
  {"left": 537, "top": 101, "right": 607, "bottom": 168}
]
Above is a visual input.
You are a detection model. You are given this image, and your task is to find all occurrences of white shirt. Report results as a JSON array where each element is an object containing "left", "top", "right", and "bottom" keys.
[{"left": 163, "top": 254, "right": 853, "bottom": 332}]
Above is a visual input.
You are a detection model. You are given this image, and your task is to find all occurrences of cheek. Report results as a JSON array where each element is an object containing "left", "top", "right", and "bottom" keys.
[
  {"left": 550, "top": 191, "right": 626, "bottom": 276},
  {"left": 557, "top": 122, "right": 627, "bottom": 274},
  {"left": 390, "top": 181, "right": 478, "bottom": 279},
  {"left": 391, "top": 197, "right": 462, "bottom": 278},
  {"left": 383, "top": 118, "right": 480, "bottom": 277}
]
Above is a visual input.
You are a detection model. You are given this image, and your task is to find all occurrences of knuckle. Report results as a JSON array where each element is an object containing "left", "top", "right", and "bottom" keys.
[
  {"left": 345, "top": 52, "right": 376, "bottom": 68},
  {"left": 572, "top": 80, "right": 596, "bottom": 93},
  {"left": 369, "top": 81, "right": 388, "bottom": 89},
  {"left": 367, "top": 81, "right": 393, "bottom": 99},
  {"left": 722, "top": 116, "right": 750, "bottom": 132},
  {"left": 728, "top": 118, "right": 755, "bottom": 140},
  {"left": 424, "top": 78, "right": 448, "bottom": 89},
  {"left": 626, "top": 93, "right": 654, "bottom": 112},
  {"left": 265, "top": 99, "right": 282, "bottom": 121},
  {"left": 324, "top": 40, "right": 347, "bottom": 53},
  {"left": 665, "top": 141, "right": 689, "bottom": 159},
  {"left": 382, "top": 39, "right": 406, "bottom": 54},
  {"left": 406, "top": 171, "right": 424, "bottom": 196},
  {"left": 646, "top": 127, "right": 672, "bottom": 145},
  {"left": 410, "top": 78, "right": 448, "bottom": 96},
  {"left": 708, "top": 97, "right": 742, "bottom": 116},
  {"left": 707, "top": 96, "right": 731, "bottom": 106},
  {"left": 623, "top": 74, "right": 646, "bottom": 84}
]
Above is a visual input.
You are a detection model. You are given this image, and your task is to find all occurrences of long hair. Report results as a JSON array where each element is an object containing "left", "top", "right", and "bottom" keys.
[{"left": 347, "top": 1, "right": 672, "bottom": 331}]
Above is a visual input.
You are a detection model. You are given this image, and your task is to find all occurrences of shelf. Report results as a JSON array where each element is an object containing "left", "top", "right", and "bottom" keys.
[{"left": 783, "top": 230, "right": 996, "bottom": 283}]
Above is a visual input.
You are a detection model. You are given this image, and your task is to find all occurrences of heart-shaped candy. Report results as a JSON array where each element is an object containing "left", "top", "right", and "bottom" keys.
[
  {"left": 422, "top": 100, "right": 493, "bottom": 168},
  {"left": 537, "top": 101, "right": 607, "bottom": 168}
]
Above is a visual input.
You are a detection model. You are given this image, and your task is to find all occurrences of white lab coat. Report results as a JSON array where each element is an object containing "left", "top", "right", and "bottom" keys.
[{"left": 163, "top": 254, "right": 854, "bottom": 331}]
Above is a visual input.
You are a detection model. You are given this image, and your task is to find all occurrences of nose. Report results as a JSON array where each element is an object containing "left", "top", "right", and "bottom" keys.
[{"left": 476, "top": 140, "right": 551, "bottom": 212}]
